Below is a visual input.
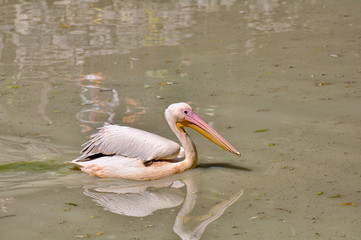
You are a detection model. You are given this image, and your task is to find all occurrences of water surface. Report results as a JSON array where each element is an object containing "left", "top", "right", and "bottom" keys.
[{"left": 0, "top": 1, "right": 360, "bottom": 239}]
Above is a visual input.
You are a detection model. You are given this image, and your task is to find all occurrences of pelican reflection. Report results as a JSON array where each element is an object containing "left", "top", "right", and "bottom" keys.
[{"left": 83, "top": 171, "right": 243, "bottom": 240}]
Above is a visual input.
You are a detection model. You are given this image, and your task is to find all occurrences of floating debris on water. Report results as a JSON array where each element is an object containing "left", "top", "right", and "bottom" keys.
[
  {"left": 75, "top": 234, "right": 91, "bottom": 238},
  {"left": 317, "top": 82, "right": 330, "bottom": 86},
  {"left": 0, "top": 214, "right": 16, "bottom": 219},
  {"left": 339, "top": 203, "right": 356, "bottom": 206},
  {"left": 275, "top": 207, "right": 293, "bottom": 213},
  {"left": 64, "top": 202, "right": 78, "bottom": 206},
  {"left": 281, "top": 166, "right": 294, "bottom": 170},
  {"left": 159, "top": 81, "right": 175, "bottom": 85},
  {"left": 254, "top": 129, "right": 269, "bottom": 133}
]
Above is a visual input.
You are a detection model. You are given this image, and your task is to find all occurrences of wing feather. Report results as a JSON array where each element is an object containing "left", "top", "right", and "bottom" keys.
[{"left": 76, "top": 124, "right": 180, "bottom": 161}]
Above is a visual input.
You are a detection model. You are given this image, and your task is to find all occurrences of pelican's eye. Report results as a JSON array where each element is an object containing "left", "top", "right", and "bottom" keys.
[{"left": 183, "top": 109, "right": 190, "bottom": 115}]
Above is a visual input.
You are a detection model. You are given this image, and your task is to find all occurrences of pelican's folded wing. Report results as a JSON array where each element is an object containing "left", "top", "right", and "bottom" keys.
[{"left": 76, "top": 124, "right": 181, "bottom": 161}]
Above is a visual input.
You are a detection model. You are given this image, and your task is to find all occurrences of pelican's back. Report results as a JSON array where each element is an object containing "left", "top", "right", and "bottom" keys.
[{"left": 74, "top": 124, "right": 181, "bottom": 161}]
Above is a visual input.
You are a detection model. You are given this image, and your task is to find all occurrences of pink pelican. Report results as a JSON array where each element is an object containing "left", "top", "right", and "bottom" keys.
[{"left": 70, "top": 102, "right": 240, "bottom": 180}]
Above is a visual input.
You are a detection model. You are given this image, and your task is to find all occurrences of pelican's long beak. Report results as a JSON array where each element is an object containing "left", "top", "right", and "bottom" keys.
[{"left": 177, "top": 110, "right": 241, "bottom": 156}]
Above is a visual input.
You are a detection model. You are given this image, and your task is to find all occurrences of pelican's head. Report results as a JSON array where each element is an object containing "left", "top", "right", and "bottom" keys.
[{"left": 165, "top": 102, "right": 241, "bottom": 156}]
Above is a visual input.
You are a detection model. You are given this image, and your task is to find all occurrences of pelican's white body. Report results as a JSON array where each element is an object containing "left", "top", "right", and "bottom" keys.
[
  {"left": 70, "top": 102, "right": 240, "bottom": 180},
  {"left": 71, "top": 125, "right": 190, "bottom": 180}
]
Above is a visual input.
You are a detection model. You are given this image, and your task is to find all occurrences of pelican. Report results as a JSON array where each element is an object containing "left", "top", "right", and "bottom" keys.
[{"left": 70, "top": 102, "right": 240, "bottom": 180}]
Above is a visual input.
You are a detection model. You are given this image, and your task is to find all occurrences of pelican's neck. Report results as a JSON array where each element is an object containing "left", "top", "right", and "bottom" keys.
[{"left": 168, "top": 120, "right": 198, "bottom": 169}]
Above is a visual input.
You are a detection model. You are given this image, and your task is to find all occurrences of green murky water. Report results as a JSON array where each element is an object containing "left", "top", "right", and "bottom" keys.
[{"left": 0, "top": 1, "right": 360, "bottom": 239}]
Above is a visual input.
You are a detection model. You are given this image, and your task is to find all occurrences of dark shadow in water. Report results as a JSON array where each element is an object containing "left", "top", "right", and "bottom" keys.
[{"left": 198, "top": 162, "right": 252, "bottom": 171}]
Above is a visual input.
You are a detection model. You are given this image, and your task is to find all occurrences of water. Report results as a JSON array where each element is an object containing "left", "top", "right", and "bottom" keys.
[{"left": 1, "top": 1, "right": 360, "bottom": 239}]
